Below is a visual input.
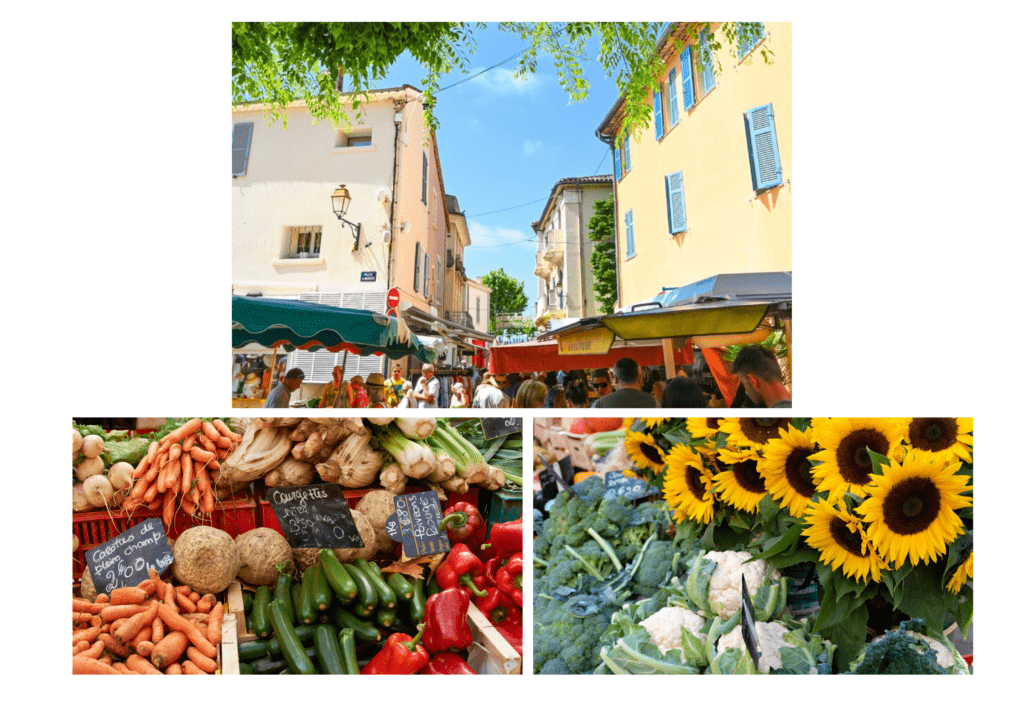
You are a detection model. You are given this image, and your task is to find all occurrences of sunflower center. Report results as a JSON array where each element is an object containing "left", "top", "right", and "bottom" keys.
[
  {"left": 705, "top": 418, "right": 720, "bottom": 431},
  {"left": 733, "top": 460, "right": 766, "bottom": 494},
  {"left": 881, "top": 476, "right": 942, "bottom": 535},
  {"left": 685, "top": 466, "right": 706, "bottom": 498},
  {"left": 908, "top": 418, "right": 957, "bottom": 452},
  {"left": 828, "top": 516, "right": 867, "bottom": 557},
  {"left": 835, "top": 429, "right": 890, "bottom": 485},
  {"left": 784, "top": 448, "right": 817, "bottom": 498},
  {"left": 641, "top": 442, "right": 664, "bottom": 465},
  {"left": 739, "top": 418, "right": 786, "bottom": 445}
]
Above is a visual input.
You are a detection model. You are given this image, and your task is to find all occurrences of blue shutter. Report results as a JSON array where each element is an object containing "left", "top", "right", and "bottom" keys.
[
  {"left": 232, "top": 122, "right": 253, "bottom": 177},
  {"left": 668, "top": 68, "right": 679, "bottom": 125},
  {"left": 653, "top": 88, "right": 664, "bottom": 140},
  {"left": 413, "top": 243, "right": 421, "bottom": 292},
  {"left": 613, "top": 145, "right": 621, "bottom": 180},
  {"left": 744, "top": 103, "right": 783, "bottom": 192},
  {"left": 680, "top": 46, "right": 695, "bottom": 111},
  {"left": 738, "top": 22, "right": 765, "bottom": 58},
  {"left": 700, "top": 30, "right": 715, "bottom": 94},
  {"left": 421, "top": 151, "right": 428, "bottom": 204},
  {"left": 625, "top": 209, "right": 635, "bottom": 258},
  {"left": 665, "top": 172, "right": 687, "bottom": 234},
  {"left": 623, "top": 132, "right": 631, "bottom": 173}
]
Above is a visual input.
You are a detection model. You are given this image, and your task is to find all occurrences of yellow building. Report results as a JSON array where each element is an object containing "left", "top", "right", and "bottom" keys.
[{"left": 596, "top": 22, "right": 791, "bottom": 308}]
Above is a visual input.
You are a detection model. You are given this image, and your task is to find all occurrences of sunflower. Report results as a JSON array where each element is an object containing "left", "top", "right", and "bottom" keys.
[
  {"left": 713, "top": 447, "right": 768, "bottom": 513},
  {"left": 897, "top": 418, "right": 973, "bottom": 465},
  {"left": 857, "top": 449, "right": 973, "bottom": 568},
  {"left": 718, "top": 417, "right": 790, "bottom": 450},
  {"left": 946, "top": 552, "right": 973, "bottom": 594},
  {"left": 686, "top": 417, "right": 723, "bottom": 439},
  {"left": 802, "top": 498, "right": 889, "bottom": 584},
  {"left": 758, "top": 424, "right": 819, "bottom": 517},
  {"left": 808, "top": 418, "right": 905, "bottom": 501},
  {"left": 624, "top": 430, "right": 668, "bottom": 473},
  {"left": 663, "top": 444, "right": 716, "bottom": 524},
  {"left": 641, "top": 417, "right": 672, "bottom": 429}
]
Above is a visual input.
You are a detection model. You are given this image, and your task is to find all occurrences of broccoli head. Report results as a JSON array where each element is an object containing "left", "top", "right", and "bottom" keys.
[
  {"left": 534, "top": 593, "right": 614, "bottom": 674},
  {"left": 632, "top": 540, "right": 680, "bottom": 598}
]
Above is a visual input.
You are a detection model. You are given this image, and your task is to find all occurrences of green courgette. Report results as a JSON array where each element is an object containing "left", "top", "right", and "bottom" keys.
[
  {"left": 269, "top": 600, "right": 318, "bottom": 675},
  {"left": 265, "top": 624, "right": 318, "bottom": 659},
  {"left": 375, "top": 608, "right": 397, "bottom": 629},
  {"left": 274, "top": 570, "right": 296, "bottom": 625},
  {"left": 250, "top": 647, "right": 318, "bottom": 675},
  {"left": 331, "top": 608, "right": 382, "bottom": 643},
  {"left": 386, "top": 572, "right": 415, "bottom": 601},
  {"left": 311, "top": 560, "right": 334, "bottom": 611},
  {"left": 252, "top": 585, "right": 273, "bottom": 639},
  {"left": 320, "top": 548, "right": 359, "bottom": 603},
  {"left": 342, "top": 562, "right": 378, "bottom": 616},
  {"left": 242, "top": 590, "right": 253, "bottom": 615},
  {"left": 408, "top": 576, "right": 426, "bottom": 623},
  {"left": 339, "top": 628, "right": 360, "bottom": 675},
  {"left": 238, "top": 639, "right": 273, "bottom": 661},
  {"left": 239, "top": 662, "right": 254, "bottom": 675},
  {"left": 426, "top": 576, "right": 443, "bottom": 598},
  {"left": 297, "top": 565, "right": 317, "bottom": 625},
  {"left": 313, "top": 624, "right": 346, "bottom": 675},
  {"left": 354, "top": 559, "right": 397, "bottom": 610}
]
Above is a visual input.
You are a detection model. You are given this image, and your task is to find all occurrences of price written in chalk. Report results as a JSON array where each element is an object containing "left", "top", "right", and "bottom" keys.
[
  {"left": 604, "top": 470, "right": 660, "bottom": 501},
  {"left": 481, "top": 417, "right": 523, "bottom": 440},
  {"left": 384, "top": 490, "right": 451, "bottom": 558},
  {"left": 86, "top": 519, "right": 175, "bottom": 594},
  {"left": 267, "top": 484, "right": 364, "bottom": 550}
]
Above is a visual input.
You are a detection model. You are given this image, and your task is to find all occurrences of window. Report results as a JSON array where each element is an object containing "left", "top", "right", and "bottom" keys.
[
  {"left": 232, "top": 122, "right": 253, "bottom": 177},
  {"left": 414, "top": 242, "right": 422, "bottom": 292},
  {"left": 423, "top": 253, "right": 430, "bottom": 299},
  {"left": 476, "top": 296, "right": 481, "bottom": 324},
  {"left": 653, "top": 86, "right": 664, "bottom": 140},
  {"left": 623, "top": 132, "right": 631, "bottom": 173},
  {"left": 436, "top": 255, "right": 442, "bottom": 301},
  {"left": 336, "top": 127, "right": 372, "bottom": 148},
  {"left": 625, "top": 209, "right": 635, "bottom": 259},
  {"left": 665, "top": 173, "right": 687, "bottom": 234},
  {"left": 680, "top": 46, "right": 695, "bottom": 111},
  {"left": 287, "top": 226, "right": 323, "bottom": 258},
  {"left": 697, "top": 30, "right": 716, "bottom": 97},
  {"left": 667, "top": 68, "right": 679, "bottom": 126},
  {"left": 737, "top": 23, "right": 765, "bottom": 59},
  {"left": 346, "top": 133, "right": 372, "bottom": 147},
  {"left": 744, "top": 103, "right": 783, "bottom": 193},
  {"left": 421, "top": 151, "right": 428, "bottom": 205},
  {"left": 613, "top": 145, "right": 621, "bottom": 181}
]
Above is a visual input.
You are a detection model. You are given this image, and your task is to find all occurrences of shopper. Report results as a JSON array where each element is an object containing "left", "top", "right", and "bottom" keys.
[
  {"left": 384, "top": 364, "right": 406, "bottom": 407},
  {"left": 450, "top": 381, "right": 469, "bottom": 408},
  {"left": 661, "top": 377, "right": 708, "bottom": 408},
  {"left": 543, "top": 371, "right": 560, "bottom": 408},
  {"left": 395, "top": 380, "right": 415, "bottom": 408},
  {"left": 264, "top": 368, "right": 305, "bottom": 408},
  {"left": 349, "top": 375, "right": 369, "bottom": 408},
  {"left": 591, "top": 358, "right": 658, "bottom": 408},
  {"left": 473, "top": 373, "right": 510, "bottom": 408},
  {"left": 564, "top": 379, "right": 590, "bottom": 408},
  {"left": 318, "top": 365, "right": 345, "bottom": 408},
  {"left": 730, "top": 345, "right": 792, "bottom": 408},
  {"left": 411, "top": 363, "right": 440, "bottom": 408},
  {"left": 590, "top": 368, "right": 612, "bottom": 402},
  {"left": 365, "top": 373, "right": 388, "bottom": 409},
  {"left": 515, "top": 379, "right": 547, "bottom": 408}
]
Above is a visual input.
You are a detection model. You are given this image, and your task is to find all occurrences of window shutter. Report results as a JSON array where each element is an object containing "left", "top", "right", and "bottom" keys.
[
  {"left": 738, "top": 22, "right": 765, "bottom": 58},
  {"left": 668, "top": 68, "right": 679, "bottom": 125},
  {"left": 744, "top": 103, "right": 783, "bottom": 192},
  {"left": 414, "top": 242, "right": 421, "bottom": 292},
  {"left": 623, "top": 132, "right": 631, "bottom": 173},
  {"left": 436, "top": 256, "right": 442, "bottom": 301},
  {"left": 625, "top": 209, "right": 635, "bottom": 258},
  {"left": 653, "top": 88, "right": 664, "bottom": 140},
  {"left": 700, "top": 30, "right": 715, "bottom": 94},
  {"left": 665, "top": 172, "right": 687, "bottom": 234},
  {"left": 680, "top": 47, "right": 695, "bottom": 111},
  {"left": 422, "top": 151, "right": 428, "bottom": 204},
  {"left": 613, "top": 145, "right": 621, "bottom": 180},
  {"left": 423, "top": 253, "right": 430, "bottom": 298},
  {"left": 232, "top": 122, "right": 253, "bottom": 177}
]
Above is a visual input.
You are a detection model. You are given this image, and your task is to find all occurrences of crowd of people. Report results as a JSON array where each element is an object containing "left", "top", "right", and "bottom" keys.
[{"left": 261, "top": 345, "right": 790, "bottom": 410}]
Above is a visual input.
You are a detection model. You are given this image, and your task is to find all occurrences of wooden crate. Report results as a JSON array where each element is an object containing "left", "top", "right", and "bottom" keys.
[
  {"left": 225, "top": 580, "right": 257, "bottom": 643},
  {"left": 466, "top": 602, "right": 521, "bottom": 675},
  {"left": 219, "top": 612, "right": 240, "bottom": 675}
]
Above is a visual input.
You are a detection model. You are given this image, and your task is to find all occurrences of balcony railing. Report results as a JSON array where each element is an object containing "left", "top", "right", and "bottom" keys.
[{"left": 445, "top": 311, "right": 474, "bottom": 329}]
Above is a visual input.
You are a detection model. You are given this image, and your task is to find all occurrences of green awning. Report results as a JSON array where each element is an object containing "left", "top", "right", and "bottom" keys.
[
  {"left": 599, "top": 302, "right": 771, "bottom": 340},
  {"left": 231, "top": 296, "right": 436, "bottom": 362}
]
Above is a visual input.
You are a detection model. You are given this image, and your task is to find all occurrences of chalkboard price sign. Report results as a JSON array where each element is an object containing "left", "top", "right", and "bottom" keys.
[
  {"left": 604, "top": 470, "right": 661, "bottom": 501},
  {"left": 86, "top": 519, "right": 175, "bottom": 595},
  {"left": 481, "top": 417, "right": 523, "bottom": 440},
  {"left": 384, "top": 490, "right": 452, "bottom": 558},
  {"left": 267, "top": 484, "right": 365, "bottom": 550},
  {"left": 537, "top": 454, "right": 575, "bottom": 498}
]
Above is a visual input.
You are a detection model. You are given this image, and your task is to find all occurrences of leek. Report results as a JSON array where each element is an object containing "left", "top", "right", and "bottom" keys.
[
  {"left": 376, "top": 424, "right": 436, "bottom": 479},
  {"left": 396, "top": 417, "right": 437, "bottom": 440},
  {"left": 426, "top": 420, "right": 488, "bottom": 485}
]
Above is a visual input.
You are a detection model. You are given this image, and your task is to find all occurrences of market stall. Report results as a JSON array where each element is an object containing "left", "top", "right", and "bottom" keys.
[
  {"left": 488, "top": 337, "right": 694, "bottom": 375},
  {"left": 72, "top": 416, "right": 524, "bottom": 675},
  {"left": 532, "top": 416, "right": 973, "bottom": 675}
]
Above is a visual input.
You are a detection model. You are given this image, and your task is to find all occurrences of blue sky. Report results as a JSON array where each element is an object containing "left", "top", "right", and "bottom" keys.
[{"left": 371, "top": 25, "right": 637, "bottom": 314}]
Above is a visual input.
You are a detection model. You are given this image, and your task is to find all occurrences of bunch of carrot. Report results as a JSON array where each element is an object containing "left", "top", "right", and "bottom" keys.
[
  {"left": 72, "top": 568, "right": 226, "bottom": 675},
  {"left": 123, "top": 419, "right": 243, "bottom": 531}
]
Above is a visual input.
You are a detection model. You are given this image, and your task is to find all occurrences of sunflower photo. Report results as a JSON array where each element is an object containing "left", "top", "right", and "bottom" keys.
[{"left": 532, "top": 417, "right": 973, "bottom": 675}]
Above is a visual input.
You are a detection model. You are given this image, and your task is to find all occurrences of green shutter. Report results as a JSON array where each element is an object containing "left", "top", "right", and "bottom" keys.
[{"left": 414, "top": 242, "right": 421, "bottom": 291}]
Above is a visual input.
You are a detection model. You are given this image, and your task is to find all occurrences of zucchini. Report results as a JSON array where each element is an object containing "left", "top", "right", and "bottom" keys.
[
  {"left": 342, "top": 562, "right": 378, "bottom": 616},
  {"left": 375, "top": 608, "right": 397, "bottom": 629},
  {"left": 320, "top": 548, "right": 359, "bottom": 603},
  {"left": 311, "top": 560, "right": 334, "bottom": 611},
  {"left": 291, "top": 577, "right": 303, "bottom": 620},
  {"left": 250, "top": 648, "right": 318, "bottom": 675},
  {"left": 332, "top": 608, "right": 382, "bottom": 643},
  {"left": 354, "top": 559, "right": 397, "bottom": 610},
  {"left": 269, "top": 600, "right": 318, "bottom": 675},
  {"left": 242, "top": 590, "right": 253, "bottom": 615},
  {"left": 386, "top": 572, "right": 415, "bottom": 601},
  {"left": 252, "top": 585, "right": 273, "bottom": 639},
  {"left": 339, "top": 628, "right": 360, "bottom": 675},
  {"left": 408, "top": 576, "right": 426, "bottom": 623},
  {"left": 265, "top": 624, "right": 318, "bottom": 659},
  {"left": 274, "top": 571, "right": 295, "bottom": 625},
  {"left": 297, "top": 565, "right": 317, "bottom": 625},
  {"left": 239, "top": 662, "right": 254, "bottom": 675},
  {"left": 313, "top": 624, "right": 346, "bottom": 675},
  {"left": 238, "top": 639, "right": 273, "bottom": 662},
  {"left": 426, "top": 576, "right": 443, "bottom": 598}
]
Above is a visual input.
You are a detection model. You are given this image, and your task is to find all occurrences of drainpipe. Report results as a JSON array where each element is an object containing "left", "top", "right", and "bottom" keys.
[
  {"left": 387, "top": 99, "right": 403, "bottom": 290},
  {"left": 595, "top": 129, "right": 620, "bottom": 310}
]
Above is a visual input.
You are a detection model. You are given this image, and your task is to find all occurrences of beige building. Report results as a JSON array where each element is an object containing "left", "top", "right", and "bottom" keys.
[{"left": 532, "top": 176, "right": 613, "bottom": 327}]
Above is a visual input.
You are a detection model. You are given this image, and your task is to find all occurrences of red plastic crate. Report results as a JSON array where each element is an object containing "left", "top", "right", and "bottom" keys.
[{"left": 73, "top": 491, "right": 258, "bottom": 586}]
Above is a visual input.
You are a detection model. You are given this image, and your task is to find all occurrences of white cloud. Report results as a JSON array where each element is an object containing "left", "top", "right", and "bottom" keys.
[
  {"left": 522, "top": 139, "right": 544, "bottom": 156},
  {"left": 467, "top": 221, "right": 533, "bottom": 249},
  {"left": 469, "top": 67, "right": 543, "bottom": 96}
]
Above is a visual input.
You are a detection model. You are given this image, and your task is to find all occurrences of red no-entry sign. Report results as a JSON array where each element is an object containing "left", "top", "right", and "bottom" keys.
[{"left": 387, "top": 288, "right": 400, "bottom": 309}]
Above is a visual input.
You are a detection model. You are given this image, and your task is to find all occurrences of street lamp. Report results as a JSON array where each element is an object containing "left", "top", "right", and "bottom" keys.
[{"left": 331, "top": 184, "right": 362, "bottom": 251}]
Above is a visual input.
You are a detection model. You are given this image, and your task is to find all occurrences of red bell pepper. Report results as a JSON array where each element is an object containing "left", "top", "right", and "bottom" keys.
[
  {"left": 422, "top": 588, "right": 474, "bottom": 654},
  {"left": 421, "top": 651, "right": 477, "bottom": 675},
  {"left": 438, "top": 502, "right": 487, "bottom": 550},
  {"left": 361, "top": 625, "right": 429, "bottom": 675},
  {"left": 480, "top": 518, "right": 522, "bottom": 559},
  {"left": 495, "top": 551, "right": 523, "bottom": 608},
  {"left": 436, "top": 543, "right": 488, "bottom": 597},
  {"left": 476, "top": 586, "right": 516, "bottom": 624},
  {"left": 483, "top": 556, "right": 506, "bottom": 587}
]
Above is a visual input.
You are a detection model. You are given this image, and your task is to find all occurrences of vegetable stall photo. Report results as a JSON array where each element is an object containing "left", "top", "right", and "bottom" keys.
[{"left": 73, "top": 416, "right": 524, "bottom": 675}]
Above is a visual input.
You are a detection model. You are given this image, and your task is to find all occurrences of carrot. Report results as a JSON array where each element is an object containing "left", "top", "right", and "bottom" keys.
[
  {"left": 196, "top": 434, "right": 218, "bottom": 453},
  {"left": 161, "top": 418, "right": 203, "bottom": 446},
  {"left": 180, "top": 453, "right": 193, "bottom": 493},
  {"left": 156, "top": 454, "right": 171, "bottom": 494},
  {"left": 163, "top": 580, "right": 177, "bottom": 611},
  {"left": 130, "top": 625, "right": 153, "bottom": 649},
  {"left": 195, "top": 465, "right": 212, "bottom": 502},
  {"left": 165, "top": 663, "right": 183, "bottom": 675},
  {"left": 146, "top": 496, "right": 163, "bottom": 511},
  {"left": 112, "top": 662, "right": 138, "bottom": 674},
  {"left": 101, "top": 604, "right": 147, "bottom": 623},
  {"left": 114, "top": 601, "right": 159, "bottom": 644},
  {"left": 137, "top": 579, "right": 157, "bottom": 597},
  {"left": 72, "top": 598, "right": 105, "bottom": 615},
  {"left": 126, "top": 654, "right": 162, "bottom": 675},
  {"left": 182, "top": 433, "right": 197, "bottom": 453},
  {"left": 176, "top": 591, "right": 197, "bottom": 613},
  {"left": 98, "top": 654, "right": 115, "bottom": 667},
  {"left": 183, "top": 613, "right": 210, "bottom": 623},
  {"left": 73, "top": 641, "right": 90, "bottom": 655},
  {"left": 165, "top": 456, "right": 182, "bottom": 495},
  {"left": 98, "top": 633, "right": 132, "bottom": 659},
  {"left": 202, "top": 421, "right": 224, "bottom": 444},
  {"left": 197, "top": 593, "right": 216, "bottom": 614},
  {"left": 78, "top": 639, "right": 105, "bottom": 659},
  {"left": 189, "top": 447, "right": 217, "bottom": 464},
  {"left": 150, "top": 631, "right": 189, "bottom": 669},
  {"left": 151, "top": 613, "right": 165, "bottom": 644},
  {"left": 73, "top": 656, "right": 122, "bottom": 675},
  {"left": 162, "top": 491, "right": 175, "bottom": 532},
  {"left": 168, "top": 443, "right": 183, "bottom": 462},
  {"left": 212, "top": 419, "right": 241, "bottom": 442},
  {"left": 145, "top": 471, "right": 164, "bottom": 501},
  {"left": 217, "top": 446, "right": 231, "bottom": 460},
  {"left": 135, "top": 640, "right": 155, "bottom": 658},
  {"left": 189, "top": 591, "right": 201, "bottom": 604},
  {"left": 95, "top": 593, "right": 110, "bottom": 604},
  {"left": 110, "top": 586, "right": 147, "bottom": 606},
  {"left": 181, "top": 495, "right": 197, "bottom": 516},
  {"left": 72, "top": 627, "right": 101, "bottom": 645},
  {"left": 201, "top": 487, "right": 215, "bottom": 515},
  {"left": 181, "top": 660, "right": 208, "bottom": 675},
  {"left": 186, "top": 646, "right": 219, "bottom": 674},
  {"left": 157, "top": 603, "right": 218, "bottom": 659},
  {"left": 207, "top": 603, "right": 225, "bottom": 646},
  {"left": 72, "top": 611, "right": 94, "bottom": 625},
  {"left": 176, "top": 585, "right": 192, "bottom": 596}
]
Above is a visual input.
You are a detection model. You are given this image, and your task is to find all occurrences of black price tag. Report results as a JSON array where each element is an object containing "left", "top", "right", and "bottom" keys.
[
  {"left": 481, "top": 417, "right": 523, "bottom": 440},
  {"left": 740, "top": 574, "right": 760, "bottom": 670},
  {"left": 538, "top": 454, "right": 576, "bottom": 497},
  {"left": 267, "top": 484, "right": 365, "bottom": 550},
  {"left": 604, "top": 470, "right": 660, "bottom": 501},
  {"left": 86, "top": 519, "right": 174, "bottom": 595},
  {"left": 384, "top": 490, "right": 452, "bottom": 558}
]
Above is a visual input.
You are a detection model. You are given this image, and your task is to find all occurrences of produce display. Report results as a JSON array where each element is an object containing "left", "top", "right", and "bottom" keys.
[{"left": 533, "top": 417, "right": 973, "bottom": 675}]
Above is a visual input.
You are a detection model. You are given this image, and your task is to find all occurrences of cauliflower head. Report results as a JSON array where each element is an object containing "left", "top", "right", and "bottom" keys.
[
  {"left": 717, "top": 620, "right": 793, "bottom": 674},
  {"left": 704, "top": 550, "right": 775, "bottom": 618},
  {"left": 639, "top": 606, "right": 707, "bottom": 654}
]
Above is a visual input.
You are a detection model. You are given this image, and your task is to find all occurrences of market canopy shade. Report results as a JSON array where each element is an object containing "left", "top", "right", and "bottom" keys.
[
  {"left": 231, "top": 296, "right": 437, "bottom": 362},
  {"left": 488, "top": 338, "right": 694, "bottom": 375}
]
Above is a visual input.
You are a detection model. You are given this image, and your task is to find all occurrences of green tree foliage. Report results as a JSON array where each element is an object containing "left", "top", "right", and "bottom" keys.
[
  {"left": 587, "top": 194, "right": 617, "bottom": 314},
  {"left": 481, "top": 268, "right": 529, "bottom": 333},
  {"left": 231, "top": 22, "right": 770, "bottom": 137}
]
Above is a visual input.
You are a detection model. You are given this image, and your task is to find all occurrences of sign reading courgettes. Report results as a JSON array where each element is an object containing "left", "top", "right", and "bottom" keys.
[
  {"left": 267, "top": 484, "right": 365, "bottom": 550},
  {"left": 86, "top": 519, "right": 174, "bottom": 594},
  {"left": 384, "top": 490, "right": 451, "bottom": 558}
]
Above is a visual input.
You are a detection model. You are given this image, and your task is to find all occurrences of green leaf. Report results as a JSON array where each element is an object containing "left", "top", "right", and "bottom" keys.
[
  {"left": 865, "top": 447, "right": 890, "bottom": 476},
  {"left": 816, "top": 604, "right": 870, "bottom": 672},
  {"left": 895, "top": 561, "right": 956, "bottom": 632}
]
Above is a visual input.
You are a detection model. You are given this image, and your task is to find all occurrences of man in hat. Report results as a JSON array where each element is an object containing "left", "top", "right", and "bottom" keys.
[
  {"left": 473, "top": 372, "right": 510, "bottom": 408},
  {"left": 264, "top": 367, "right": 305, "bottom": 408},
  {"left": 364, "top": 373, "right": 388, "bottom": 408}
]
